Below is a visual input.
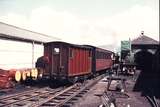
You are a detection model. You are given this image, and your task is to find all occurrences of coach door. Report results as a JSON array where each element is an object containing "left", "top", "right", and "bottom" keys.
[{"left": 52, "top": 47, "right": 60, "bottom": 75}]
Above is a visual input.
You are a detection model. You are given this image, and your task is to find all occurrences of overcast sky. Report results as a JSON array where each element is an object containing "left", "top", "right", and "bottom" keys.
[{"left": 0, "top": 0, "right": 159, "bottom": 49}]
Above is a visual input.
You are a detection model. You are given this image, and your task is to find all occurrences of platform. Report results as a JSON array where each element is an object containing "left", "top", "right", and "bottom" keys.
[{"left": 73, "top": 74, "right": 153, "bottom": 107}]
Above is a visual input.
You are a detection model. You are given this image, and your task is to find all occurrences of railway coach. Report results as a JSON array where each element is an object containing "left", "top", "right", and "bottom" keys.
[
  {"left": 36, "top": 41, "right": 114, "bottom": 83},
  {"left": 84, "top": 45, "right": 114, "bottom": 75},
  {"left": 36, "top": 41, "right": 92, "bottom": 83}
]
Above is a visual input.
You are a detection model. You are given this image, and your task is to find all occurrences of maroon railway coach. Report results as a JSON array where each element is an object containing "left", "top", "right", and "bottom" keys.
[
  {"left": 36, "top": 41, "right": 92, "bottom": 82},
  {"left": 36, "top": 42, "right": 114, "bottom": 82},
  {"left": 84, "top": 45, "right": 113, "bottom": 74},
  {"left": 95, "top": 47, "right": 113, "bottom": 72}
]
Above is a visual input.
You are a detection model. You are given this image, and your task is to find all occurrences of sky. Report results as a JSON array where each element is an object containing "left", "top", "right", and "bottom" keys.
[{"left": 0, "top": 0, "right": 159, "bottom": 51}]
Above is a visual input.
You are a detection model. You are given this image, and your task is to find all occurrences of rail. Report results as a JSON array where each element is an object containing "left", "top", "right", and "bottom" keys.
[
  {"left": 0, "top": 74, "right": 105, "bottom": 107},
  {"left": 33, "top": 74, "right": 105, "bottom": 107},
  {"left": 0, "top": 87, "right": 63, "bottom": 107}
]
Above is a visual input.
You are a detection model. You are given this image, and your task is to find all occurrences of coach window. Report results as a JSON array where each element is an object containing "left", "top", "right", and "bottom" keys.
[
  {"left": 106, "top": 54, "right": 108, "bottom": 59},
  {"left": 97, "top": 52, "right": 99, "bottom": 59},
  {"left": 100, "top": 53, "right": 102, "bottom": 59},
  {"left": 100, "top": 52, "right": 103, "bottom": 59},
  {"left": 103, "top": 53, "right": 105, "bottom": 59},
  {"left": 102, "top": 53, "right": 104, "bottom": 59},
  {"left": 53, "top": 48, "right": 60, "bottom": 54},
  {"left": 98, "top": 52, "right": 100, "bottom": 59}
]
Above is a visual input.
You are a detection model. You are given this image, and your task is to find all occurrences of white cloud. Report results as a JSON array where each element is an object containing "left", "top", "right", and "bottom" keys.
[
  {"left": 0, "top": 13, "right": 30, "bottom": 28},
  {"left": 109, "top": 5, "right": 159, "bottom": 42},
  {"left": 28, "top": 7, "right": 119, "bottom": 46},
  {"left": 0, "top": 5, "right": 159, "bottom": 48}
]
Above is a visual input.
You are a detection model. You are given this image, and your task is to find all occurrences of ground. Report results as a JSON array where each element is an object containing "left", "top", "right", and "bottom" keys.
[{"left": 73, "top": 73, "right": 153, "bottom": 107}]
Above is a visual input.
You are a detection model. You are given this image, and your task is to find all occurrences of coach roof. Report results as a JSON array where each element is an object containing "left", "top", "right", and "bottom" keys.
[{"left": 45, "top": 41, "right": 92, "bottom": 50}]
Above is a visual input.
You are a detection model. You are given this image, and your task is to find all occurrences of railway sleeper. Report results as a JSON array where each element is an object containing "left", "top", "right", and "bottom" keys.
[
  {"left": 29, "top": 98, "right": 39, "bottom": 101},
  {"left": 60, "top": 94, "right": 72, "bottom": 97},
  {"left": 66, "top": 101, "right": 75, "bottom": 105},
  {"left": 61, "top": 103, "right": 72, "bottom": 107},
  {"left": 49, "top": 100, "right": 60, "bottom": 103},
  {"left": 0, "top": 101, "right": 6, "bottom": 104},
  {"left": 82, "top": 90, "right": 88, "bottom": 93},
  {"left": 64, "top": 92, "right": 74, "bottom": 95},
  {"left": 78, "top": 92, "right": 86, "bottom": 95},
  {"left": 14, "top": 103, "right": 26, "bottom": 106},
  {"left": 39, "top": 95, "right": 48, "bottom": 98},
  {"left": 24, "top": 94, "right": 32, "bottom": 97},
  {"left": 49, "top": 92, "right": 57, "bottom": 95},
  {"left": 70, "top": 97, "right": 78, "bottom": 101},
  {"left": 75, "top": 94, "right": 83, "bottom": 97},
  {"left": 42, "top": 102, "right": 56, "bottom": 106},
  {"left": 54, "top": 96, "right": 66, "bottom": 100},
  {"left": 0, "top": 104, "right": 4, "bottom": 106},
  {"left": 4, "top": 99, "right": 16, "bottom": 103},
  {"left": 70, "top": 89, "right": 79, "bottom": 92},
  {"left": 34, "top": 91, "right": 41, "bottom": 93},
  {"left": 67, "top": 100, "right": 78, "bottom": 104},
  {"left": 12, "top": 97, "right": 20, "bottom": 100}
]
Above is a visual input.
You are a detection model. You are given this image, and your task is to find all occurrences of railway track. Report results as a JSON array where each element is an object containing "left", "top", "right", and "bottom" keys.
[
  {"left": 145, "top": 95, "right": 159, "bottom": 107},
  {"left": 0, "top": 87, "right": 63, "bottom": 107},
  {"left": 0, "top": 75, "right": 105, "bottom": 107},
  {"left": 33, "top": 75, "right": 105, "bottom": 107},
  {"left": 0, "top": 87, "right": 47, "bottom": 100}
]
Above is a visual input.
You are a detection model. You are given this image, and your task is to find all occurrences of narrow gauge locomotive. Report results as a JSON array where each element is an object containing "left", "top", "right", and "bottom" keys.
[{"left": 36, "top": 41, "right": 113, "bottom": 83}]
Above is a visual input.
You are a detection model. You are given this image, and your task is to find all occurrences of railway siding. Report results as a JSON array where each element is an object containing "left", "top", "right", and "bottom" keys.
[
  {"left": 0, "top": 87, "right": 63, "bottom": 107},
  {"left": 35, "top": 75, "right": 105, "bottom": 107},
  {"left": 0, "top": 75, "right": 105, "bottom": 107}
]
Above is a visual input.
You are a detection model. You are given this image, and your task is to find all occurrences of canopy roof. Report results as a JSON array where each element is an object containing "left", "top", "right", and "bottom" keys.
[
  {"left": 0, "top": 22, "right": 60, "bottom": 44},
  {"left": 132, "top": 34, "right": 159, "bottom": 45}
]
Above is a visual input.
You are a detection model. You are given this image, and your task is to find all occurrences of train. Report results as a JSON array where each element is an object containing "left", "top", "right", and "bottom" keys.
[{"left": 36, "top": 41, "right": 114, "bottom": 83}]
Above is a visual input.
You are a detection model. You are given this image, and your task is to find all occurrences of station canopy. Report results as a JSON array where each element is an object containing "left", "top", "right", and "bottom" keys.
[{"left": 0, "top": 22, "right": 60, "bottom": 44}]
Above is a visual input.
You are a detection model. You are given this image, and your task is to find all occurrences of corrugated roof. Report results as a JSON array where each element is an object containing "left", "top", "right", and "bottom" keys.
[
  {"left": 131, "top": 34, "right": 159, "bottom": 45},
  {"left": 0, "top": 22, "right": 60, "bottom": 44}
]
